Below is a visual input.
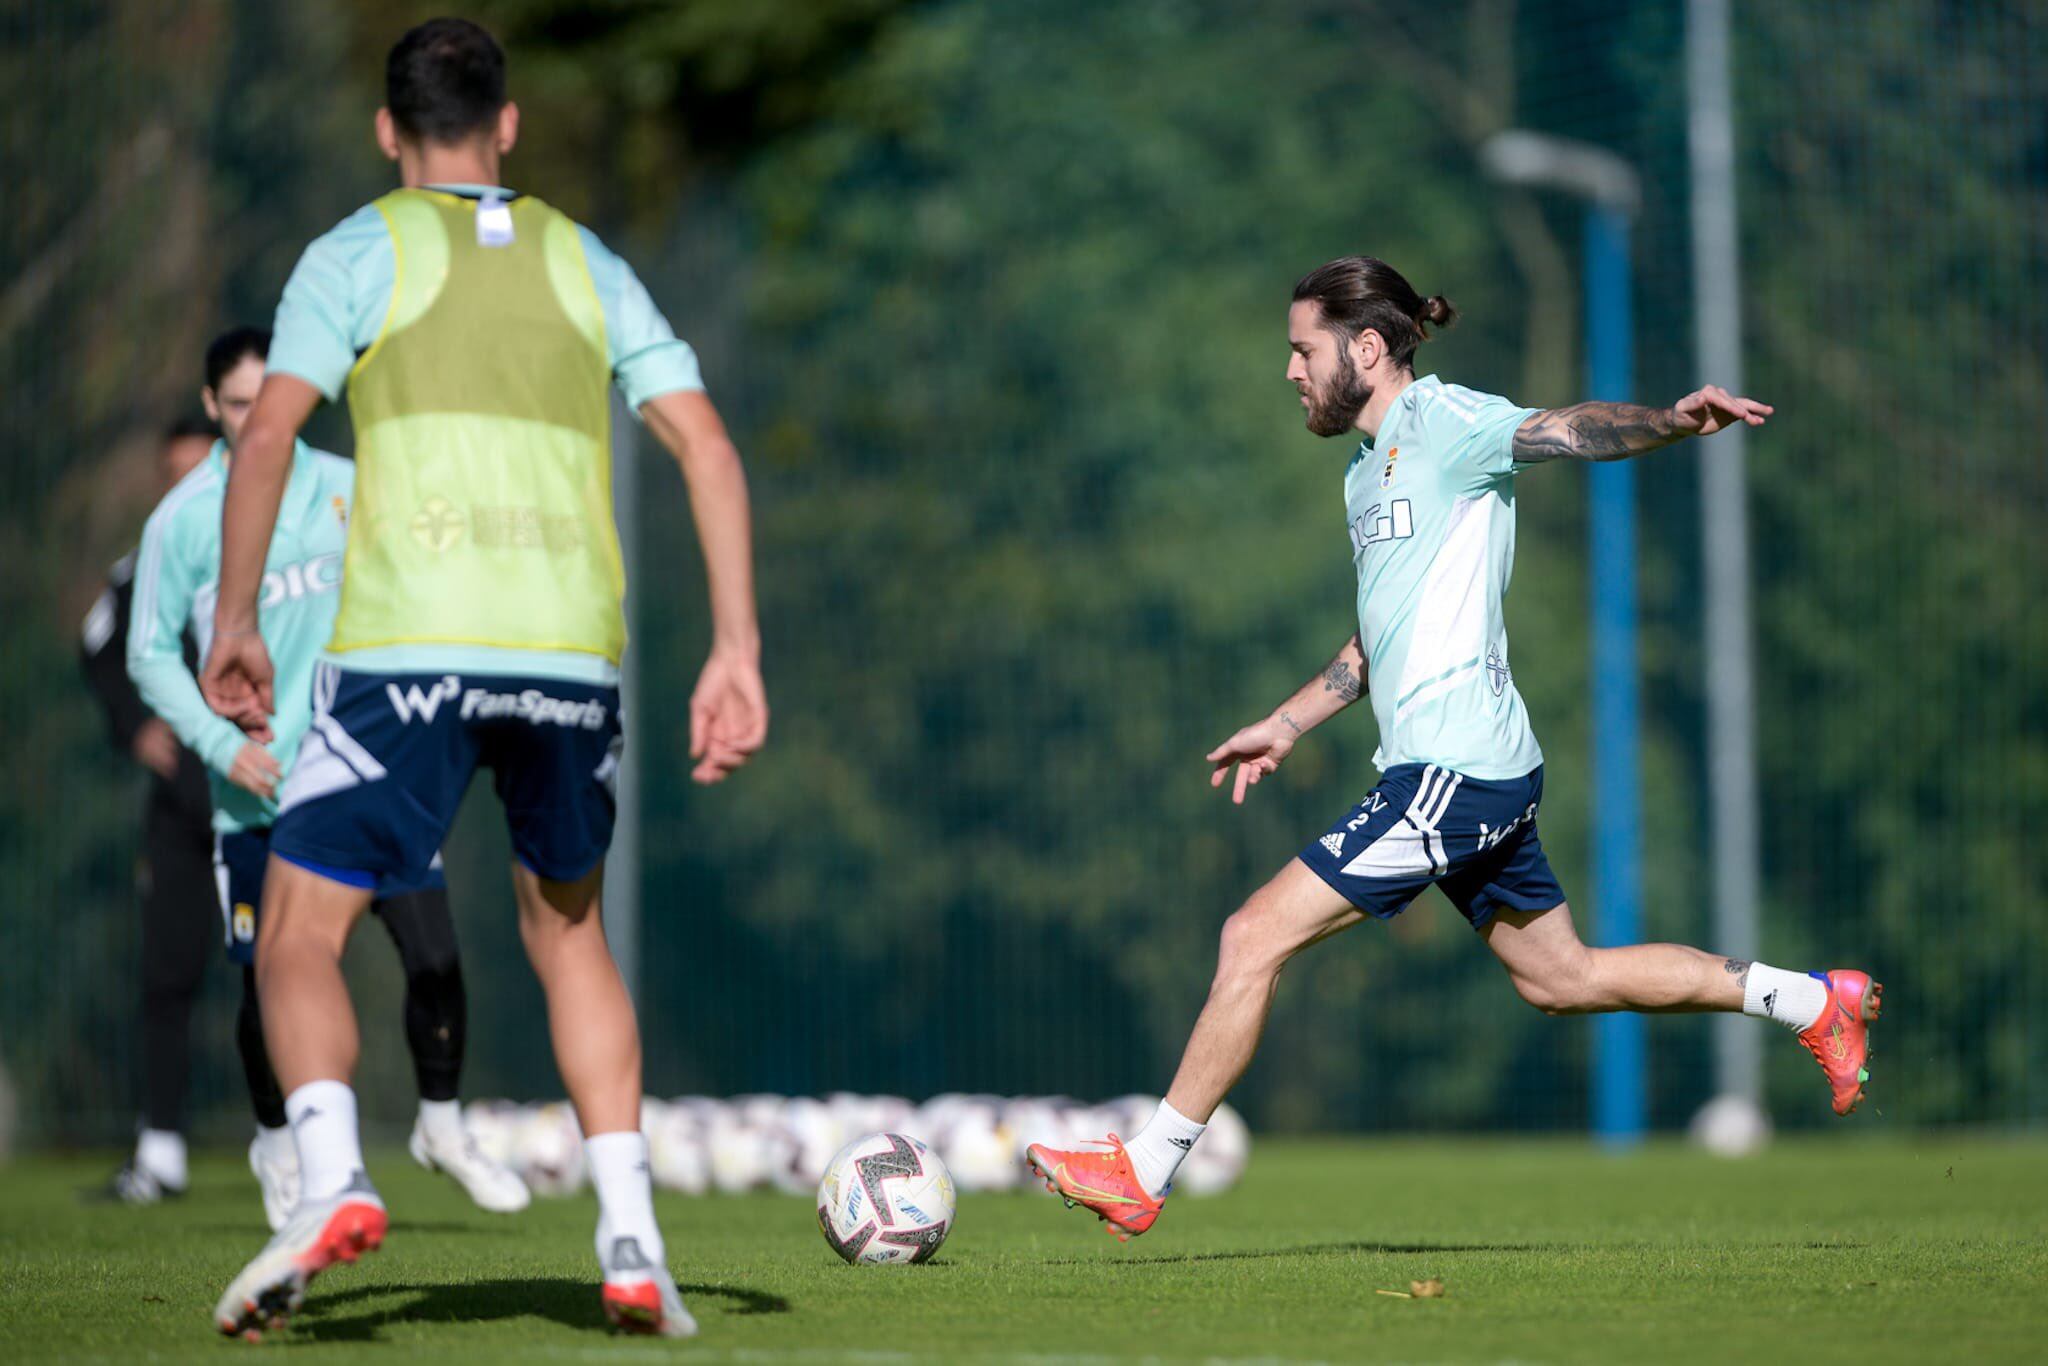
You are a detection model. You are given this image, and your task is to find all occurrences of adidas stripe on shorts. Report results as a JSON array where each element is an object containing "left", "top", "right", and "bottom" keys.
[{"left": 1297, "top": 763, "right": 1564, "bottom": 928}]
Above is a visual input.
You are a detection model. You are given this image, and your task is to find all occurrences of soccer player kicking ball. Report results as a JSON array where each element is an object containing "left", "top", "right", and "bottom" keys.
[
  {"left": 1026, "top": 256, "right": 1880, "bottom": 1242},
  {"left": 201, "top": 20, "right": 764, "bottom": 1339},
  {"left": 130, "top": 327, "right": 528, "bottom": 1229}
]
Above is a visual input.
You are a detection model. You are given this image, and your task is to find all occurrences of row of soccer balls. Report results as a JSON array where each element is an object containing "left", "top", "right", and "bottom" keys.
[{"left": 463, "top": 1093, "right": 1250, "bottom": 1198}]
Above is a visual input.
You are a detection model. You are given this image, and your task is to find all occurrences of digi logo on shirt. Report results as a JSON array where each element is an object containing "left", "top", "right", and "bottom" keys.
[{"left": 1349, "top": 498, "right": 1415, "bottom": 553}]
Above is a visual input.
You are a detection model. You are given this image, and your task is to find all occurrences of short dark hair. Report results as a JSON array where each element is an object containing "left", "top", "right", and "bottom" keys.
[
  {"left": 204, "top": 326, "right": 270, "bottom": 392},
  {"left": 164, "top": 414, "right": 220, "bottom": 444},
  {"left": 386, "top": 18, "right": 507, "bottom": 144},
  {"left": 1292, "top": 256, "right": 1457, "bottom": 370}
]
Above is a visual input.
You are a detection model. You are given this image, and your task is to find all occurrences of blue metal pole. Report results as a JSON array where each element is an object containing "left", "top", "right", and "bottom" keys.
[{"left": 1585, "top": 203, "right": 1644, "bottom": 1147}]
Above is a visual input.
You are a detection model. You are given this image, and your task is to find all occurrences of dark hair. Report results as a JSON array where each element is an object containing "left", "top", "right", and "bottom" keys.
[
  {"left": 1292, "top": 256, "right": 1457, "bottom": 370},
  {"left": 386, "top": 18, "right": 507, "bottom": 144},
  {"left": 203, "top": 326, "right": 270, "bottom": 392},
  {"left": 164, "top": 414, "right": 219, "bottom": 443}
]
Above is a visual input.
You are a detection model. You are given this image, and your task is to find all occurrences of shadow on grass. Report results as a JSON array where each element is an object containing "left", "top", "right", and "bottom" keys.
[
  {"left": 286, "top": 1277, "right": 790, "bottom": 1342},
  {"left": 1037, "top": 1238, "right": 1868, "bottom": 1268},
  {"left": 1035, "top": 1240, "right": 1542, "bottom": 1267}
]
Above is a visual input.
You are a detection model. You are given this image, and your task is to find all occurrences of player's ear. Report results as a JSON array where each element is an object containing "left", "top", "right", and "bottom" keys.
[
  {"left": 374, "top": 107, "right": 401, "bottom": 163},
  {"left": 1352, "top": 327, "right": 1382, "bottom": 373},
  {"left": 495, "top": 102, "right": 520, "bottom": 157},
  {"left": 200, "top": 386, "right": 220, "bottom": 424}
]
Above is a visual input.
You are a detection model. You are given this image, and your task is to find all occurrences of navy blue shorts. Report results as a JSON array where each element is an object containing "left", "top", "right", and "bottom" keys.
[
  {"left": 214, "top": 825, "right": 445, "bottom": 965},
  {"left": 1297, "top": 763, "right": 1565, "bottom": 929},
  {"left": 271, "top": 663, "right": 623, "bottom": 890}
]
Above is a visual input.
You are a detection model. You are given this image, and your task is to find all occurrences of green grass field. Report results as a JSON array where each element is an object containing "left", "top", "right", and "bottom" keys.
[{"left": 2, "top": 1136, "right": 2044, "bottom": 1363}]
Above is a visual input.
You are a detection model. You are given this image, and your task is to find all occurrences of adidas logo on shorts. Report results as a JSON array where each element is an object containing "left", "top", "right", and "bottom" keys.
[{"left": 1320, "top": 832, "right": 1345, "bottom": 857}]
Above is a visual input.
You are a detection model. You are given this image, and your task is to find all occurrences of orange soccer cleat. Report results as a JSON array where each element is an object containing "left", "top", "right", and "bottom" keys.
[
  {"left": 1797, "top": 969, "right": 1884, "bottom": 1115},
  {"left": 1024, "top": 1134, "right": 1164, "bottom": 1242}
]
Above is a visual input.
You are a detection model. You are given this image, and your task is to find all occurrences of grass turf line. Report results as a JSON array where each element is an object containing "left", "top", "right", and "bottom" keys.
[{"left": 1, "top": 1136, "right": 2043, "bottom": 1363}]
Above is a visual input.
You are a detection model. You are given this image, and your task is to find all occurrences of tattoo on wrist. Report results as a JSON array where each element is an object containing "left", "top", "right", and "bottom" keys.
[
  {"left": 1277, "top": 710, "right": 1303, "bottom": 737},
  {"left": 1321, "top": 660, "right": 1363, "bottom": 703},
  {"left": 1723, "top": 958, "right": 1751, "bottom": 989},
  {"left": 1512, "top": 402, "right": 1678, "bottom": 463}
]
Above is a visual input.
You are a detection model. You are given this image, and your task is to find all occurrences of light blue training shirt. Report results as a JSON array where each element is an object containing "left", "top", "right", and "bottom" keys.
[
  {"left": 127, "top": 440, "right": 357, "bottom": 832},
  {"left": 1344, "top": 375, "right": 1545, "bottom": 781}
]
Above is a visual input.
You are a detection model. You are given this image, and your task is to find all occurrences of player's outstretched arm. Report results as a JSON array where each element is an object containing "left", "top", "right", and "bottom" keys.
[
  {"left": 642, "top": 389, "right": 768, "bottom": 785},
  {"left": 1511, "top": 385, "right": 1773, "bottom": 464},
  {"left": 1207, "top": 632, "right": 1366, "bottom": 805},
  {"left": 200, "top": 373, "right": 322, "bottom": 740}
]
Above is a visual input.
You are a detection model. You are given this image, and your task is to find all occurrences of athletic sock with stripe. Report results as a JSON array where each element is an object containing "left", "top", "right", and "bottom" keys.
[
  {"left": 1742, "top": 963, "right": 1829, "bottom": 1032},
  {"left": 1124, "top": 1100, "right": 1206, "bottom": 1198}
]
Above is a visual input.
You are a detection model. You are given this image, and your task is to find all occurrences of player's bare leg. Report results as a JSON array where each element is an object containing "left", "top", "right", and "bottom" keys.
[
  {"left": 515, "top": 862, "right": 695, "bottom": 1337},
  {"left": 1483, "top": 902, "right": 1883, "bottom": 1113},
  {"left": 215, "top": 860, "right": 383, "bottom": 1340},
  {"left": 1028, "top": 859, "right": 1358, "bottom": 1238},
  {"left": 1163, "top": 859, "right": 1362, "bottom": 1119}
]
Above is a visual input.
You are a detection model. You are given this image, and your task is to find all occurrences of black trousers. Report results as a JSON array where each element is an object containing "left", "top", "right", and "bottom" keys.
[
  {"left": 136, "top": 802, "right": 217, "bottom": 1133},
  {"left": 236, "top": 884, "right": 469, "bottom": 1128}
]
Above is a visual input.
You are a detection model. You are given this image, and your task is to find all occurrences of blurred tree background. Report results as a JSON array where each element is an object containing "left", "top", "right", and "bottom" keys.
[{"left": 2, "top": 0, "right": 2040, "bottom": 1143}]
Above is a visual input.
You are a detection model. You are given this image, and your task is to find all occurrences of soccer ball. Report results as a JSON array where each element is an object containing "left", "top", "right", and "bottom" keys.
[
  {"left": 816, "top": 1132, "right": 956, "bottom": 1265},
  {"left": 515, "top": 1102, "right": 586, "bottom": 1196},
  {"left": 1689, "top": 1094, "right": 1772, "bottom": 1157}
]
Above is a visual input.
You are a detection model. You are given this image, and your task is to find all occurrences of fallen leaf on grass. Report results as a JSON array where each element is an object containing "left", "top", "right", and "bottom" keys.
[{"left": 1411, "top": 1279, "right": 1446, "bottom": 1299}]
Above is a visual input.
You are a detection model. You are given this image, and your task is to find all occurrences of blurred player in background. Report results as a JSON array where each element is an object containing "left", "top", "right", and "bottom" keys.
[
  {"left": 1027, "top": 255, "right": 1881, "bottom": 1241},
  {"left": 131, "top": 326, "right": 529, "bottom": 1230},
  {"left": 81, "top": 416, "right": 217, "bottom": 1203},
  {"left": 201, "top": 19, "right": 764, "bottom": 1339}
]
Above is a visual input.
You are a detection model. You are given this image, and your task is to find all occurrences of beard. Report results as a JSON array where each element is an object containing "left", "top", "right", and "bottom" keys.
[{"left": 1303, "top": 351, "right": 1371, "bottom": 437}]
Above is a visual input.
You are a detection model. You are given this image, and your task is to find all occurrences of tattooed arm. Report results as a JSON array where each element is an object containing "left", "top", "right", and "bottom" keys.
[
  {"left": 1206, "top": 634, "right": 1367, "bottom": 805},
  {"left": 1511, "top": 385, "right": 1774, "bottom": 464}
]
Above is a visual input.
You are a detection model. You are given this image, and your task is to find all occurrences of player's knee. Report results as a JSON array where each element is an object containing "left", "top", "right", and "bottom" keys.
[
  {"left": 1513, "top": 955, "right": 1596, "bottom": 1015},
  {"left": 1214, "top": 904, "right": 1290, "bottom": 984}
]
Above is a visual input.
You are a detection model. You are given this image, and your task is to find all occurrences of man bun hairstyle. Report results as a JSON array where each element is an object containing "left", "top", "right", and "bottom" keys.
[
  {"left": 1293, "top": 256, "right": 1457, "bottom": 370},
  {"left": 386, "top": 17, "right": 507, "bottom": 144},
  {"left": 203, "top": 325, "right": 270, "bottom": 392}
]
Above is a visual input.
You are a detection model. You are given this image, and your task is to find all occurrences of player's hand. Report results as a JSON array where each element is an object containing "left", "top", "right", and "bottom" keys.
[
  {"left": 1206, "top": 715, "right": 1300, "bottom": 805},
  {"left": 688, "top": 644, "right": 768, "bottom": 785},
  {"left": 1670, "top": 385, "right": 1772, "bottom": 438},
  {"left": 199, "top": 630, "right": 276, "bottom": 742},
  {"left": 227, "top": 741, "right": 283, "bottom": 800},
  {"left": 130, "top": 718, "right": 180, "bottom": 781}
]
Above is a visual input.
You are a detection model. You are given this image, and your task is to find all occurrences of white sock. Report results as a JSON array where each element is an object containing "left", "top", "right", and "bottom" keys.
[
  {"left": 136, "top": 1128, "right": 188, "bottom": 1190},
  {"left": 418, "top": 1098, "right": 466, "bottom": 1147},
  {"left": 1124, "top": 1100, "right": 1206, "bottom": 1198},
  {"left": 1743, "top": 963, "right": 1829, "bottom": 1032},
  {"left": 586, "top": 1130, "right": 663, "bottom": 1269},
  {"left": 253, "top": 1123, "right": 298, "bottom": 1169},
  {"left": 286, "top": 1080, "right": 366, "bottom": 1202}
]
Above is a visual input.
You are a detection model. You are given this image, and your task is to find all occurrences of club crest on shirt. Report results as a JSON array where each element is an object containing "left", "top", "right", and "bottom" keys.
[
  {"left": 332, "top": 495, "right": 348, "bottom": 529},
  {"left": 1380, "top": 446, "right": 1400, "bottom": 489}
]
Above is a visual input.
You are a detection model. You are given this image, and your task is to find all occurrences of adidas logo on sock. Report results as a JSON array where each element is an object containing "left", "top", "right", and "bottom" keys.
[
  {"left": 1320, "top": 833, "right": 1344, "bottom": 857},
  {"left": 608, "top": 1237, "right": 652, "bottom": 1273},
  {"left": 1167, "top": 1135, "right": 1196, "bottom": 1151},
  {"left": 1763, "top": 989, "right": 1778, "bottom": 1015}
]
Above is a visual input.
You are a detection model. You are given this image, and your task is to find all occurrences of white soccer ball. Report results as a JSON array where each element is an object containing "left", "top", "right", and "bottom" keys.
[
  {"left": 1689, "top": 1094, "right": 1773, "bottom": 1157},
  {"left": 704, "top": 1105, "right": 772, "bottom": 1193},
  {"left": 816, "top": 1132, "right": 956, "bottom": 1265},
  {"left": 937, "top": 1100, "right": 1017, "bottom": 1192},
  {"left": 516, "top": 1102, "right": 586, "bottom": 1196},
  {"left": 646, "top": 1101, "right": 710, "bottom": 1195}
]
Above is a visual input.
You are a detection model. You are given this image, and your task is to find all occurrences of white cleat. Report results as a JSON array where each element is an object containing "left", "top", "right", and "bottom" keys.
[
  {"left": 249, "top": 1133, "right": 303, "bottom": 1233},
  {"left": 409, "top": 1119, "right": 531, "bottom": 1213},
  {"left": 213, "top": 1171, "right": 386, "bottom": 1341},
  {"left": 599, "top": 1230, "right": 698, "bottom": 1338}
]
